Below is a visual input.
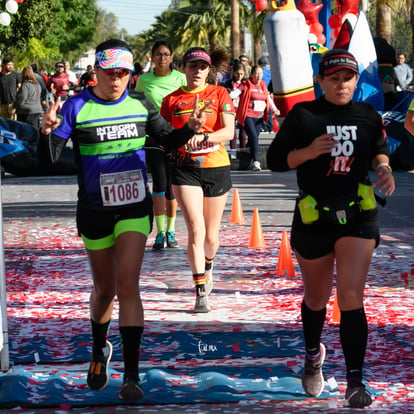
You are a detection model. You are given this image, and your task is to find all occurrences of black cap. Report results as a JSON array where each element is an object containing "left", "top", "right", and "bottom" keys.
[{"left": 319, "top": 49, "right": 358, "bottom": 76}]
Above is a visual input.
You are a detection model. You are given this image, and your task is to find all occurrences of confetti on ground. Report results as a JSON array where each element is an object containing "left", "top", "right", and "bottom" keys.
[{"left": 0, "top": 175, "right": 413, "bottom": 412}]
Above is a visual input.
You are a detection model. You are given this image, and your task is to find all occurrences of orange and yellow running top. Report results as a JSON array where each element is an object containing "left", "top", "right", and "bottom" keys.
[{"left": 161, "top": 83, "right": 235, "bottom": 168}]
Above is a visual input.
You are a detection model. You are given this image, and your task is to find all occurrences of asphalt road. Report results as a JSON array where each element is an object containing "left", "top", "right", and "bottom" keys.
[{"left": 0, "top": 168, "right": 412, "bottom": 413}]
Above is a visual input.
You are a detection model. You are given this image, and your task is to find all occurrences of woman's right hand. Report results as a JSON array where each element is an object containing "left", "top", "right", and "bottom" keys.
[
  {"left": 287, "top": 133, "right": 336, "bottom": 169},
  {"left": 306, "top": 133, "right": 336, "bottom": 160},
  {"left": 41, "top": 97, "right": 61, "bottom": 135}
]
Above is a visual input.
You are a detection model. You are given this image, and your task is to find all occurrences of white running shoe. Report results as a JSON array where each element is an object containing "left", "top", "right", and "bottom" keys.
[
  {"left": 252, "top": 161, "right": 261, "bottom": 171},
  {"left": 301, "top": 343, "right": 326, "bottom": 397},
  {"left": 194, "top": 294, "right": 211, "bottom": 313}
]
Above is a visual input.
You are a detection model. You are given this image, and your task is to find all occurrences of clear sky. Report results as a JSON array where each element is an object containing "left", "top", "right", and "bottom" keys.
[{"left": 98, "top": 0, "right": 172, "bottom": 36}]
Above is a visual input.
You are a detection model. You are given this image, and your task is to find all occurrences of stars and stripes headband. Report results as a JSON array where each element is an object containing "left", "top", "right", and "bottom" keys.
[{"left": 95, "top": 48, "right": 134, "bottom": 71}]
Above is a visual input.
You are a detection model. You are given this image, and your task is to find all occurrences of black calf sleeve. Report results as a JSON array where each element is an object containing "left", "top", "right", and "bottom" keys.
[
  {"left": 340, "top": 307, "right": 368, "bottom": 382},
  {"left": 301, "top": 300, "right": 327, "bottom": 355}
]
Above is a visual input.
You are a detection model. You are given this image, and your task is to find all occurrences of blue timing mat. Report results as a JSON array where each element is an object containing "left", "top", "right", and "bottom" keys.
[
  {"left": 9, "top": 330, "right": 303, "bottom": 364},
  {"left": 0, "top": 365, "right": 348, "bottom": 407}
]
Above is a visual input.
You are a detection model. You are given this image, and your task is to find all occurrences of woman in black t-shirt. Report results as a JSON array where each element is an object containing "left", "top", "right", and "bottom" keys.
[{"left": 267, "top": 49, "right": 395, "bottom": 409}]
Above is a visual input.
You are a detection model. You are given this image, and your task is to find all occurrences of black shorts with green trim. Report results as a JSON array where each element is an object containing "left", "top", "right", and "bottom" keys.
[
  {"left": 76, "top": 201, "right": 153, "bottom": 249},
  {"left": 170, "top": 165, "right": 232, "bottom": 197}
]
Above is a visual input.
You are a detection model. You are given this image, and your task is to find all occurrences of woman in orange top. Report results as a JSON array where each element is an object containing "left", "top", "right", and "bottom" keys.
[{"left": 161, "top": 47, "right": 235, "bottom": 313}]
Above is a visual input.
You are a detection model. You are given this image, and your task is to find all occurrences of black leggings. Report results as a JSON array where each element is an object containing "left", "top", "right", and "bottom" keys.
[{"left": 145, "top": 147, "right": 175, "bottom": 200}]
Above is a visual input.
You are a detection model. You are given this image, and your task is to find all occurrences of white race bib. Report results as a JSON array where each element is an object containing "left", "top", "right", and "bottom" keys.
[
  {"left": 100, "top": 169, "right": 145, "bottom": 206},
  {"left": 186, "top": 141, "right": 220, "bottom": 155},
  {"left": 230, "top": 89, "right": 241, "bottom": 99},
  {"left": 253, "top": 100, "right": 266, "bottom": 112}
]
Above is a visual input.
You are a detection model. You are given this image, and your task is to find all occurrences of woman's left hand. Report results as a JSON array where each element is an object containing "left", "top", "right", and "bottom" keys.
[
  {"left": 185, "top": 133, "right": 206, "bottom": 152},
  {"left": 187, "top": 94, "right": 213, "bottom": 131},
  {"left": 374, "top": 167, "right": 395, "bottom": 196}
]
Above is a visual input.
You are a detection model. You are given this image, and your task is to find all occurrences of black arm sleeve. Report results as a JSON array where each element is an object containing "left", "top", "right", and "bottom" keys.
[
  {"left": 267, "top": 110, "right": 300, "bottom": 172},
  {"left": 130, "top": 90, "right": 195, "bottom": 151},
  {"left": 37, "top": 132, "right": 66, "bottom": 165}
]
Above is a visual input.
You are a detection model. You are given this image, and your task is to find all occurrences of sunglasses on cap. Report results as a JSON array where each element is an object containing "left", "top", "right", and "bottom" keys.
[{"left": 101, "top": 68, "right": 130, "bottom": 78}]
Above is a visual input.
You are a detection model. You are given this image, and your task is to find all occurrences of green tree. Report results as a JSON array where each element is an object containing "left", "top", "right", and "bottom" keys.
[
  {"left": 135, "top": 0, "right": 250, "bottom": 59},
  {"left": 92, "top": 8, "right": 120, "bottom": 46},
  {"left": 0, "top": 0, "right": 97, "bottom": 68},
  {"left": 367, "top": 0, "right": 413, "bottom": 62},
  {"left": 244, "top": 1, "right": 267, "bottom": 64}
]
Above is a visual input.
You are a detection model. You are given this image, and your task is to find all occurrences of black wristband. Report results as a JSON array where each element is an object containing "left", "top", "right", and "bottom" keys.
[{"left": 203, "top": 132, "right": 209, "bottom": 142}]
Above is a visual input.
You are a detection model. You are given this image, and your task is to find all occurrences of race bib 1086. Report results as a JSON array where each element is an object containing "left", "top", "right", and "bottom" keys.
[{"left": 100, "top": 169, "right": 145, "bottom": 206}]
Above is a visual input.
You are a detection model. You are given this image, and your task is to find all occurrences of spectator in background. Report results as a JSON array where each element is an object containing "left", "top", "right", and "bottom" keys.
[
  {"left": 86, "top": 71, "right": 98, "bottom": 87},
  {"left": 48, "top": 61, "right": 71, "bottom": 103},
  {"left": 142, "top": 55, "right": 152, "bottom": 74},
  {"left": 236, "top": 65, "right": 279, "bottom": 171},
  {"left": 64, "top": 61, "right": 79, "bottom": 95},
  {"left": 394, "top": 53, "right": 413, "bottom": 91},
  {"left": 404, "top": 98, "right": 414, "bottom": 134},
  {"left": 15, "top": 65, "right": 43, "bottom": 128},
  {"left": 239, "top": 54, "right": 252, "bottom": 78},
  {"left": 39, "top": 67, "right": 52, "bottom": 107},
  {"left": 0, "top": 57, "right": 21, "bottom": 120},
  {"left": 258, "top": 56, "right": 271, "bottom": 87},
  {"left": 80, "top": 65, "right": 93, "bottom": 89},
  {"left": 31, "top": 63, "right": 48, "bottom": 112},
  {"left": 224, "top": 63, "right": 247, "bottom": 149},
  {"left": 258, "top": 56, "right": 276, "bottom": 133},
  {"left": 207, "top": 48, "right": 231, "bottom": 86},
  {"left": 39, "top": 67, "right": 49, "bottom": 84},
  {"left": 373, "top": 37, "right": 398, "bottom": 110},
  {"left": 129, "top": 62, "right": 143, "bottom": 90}
]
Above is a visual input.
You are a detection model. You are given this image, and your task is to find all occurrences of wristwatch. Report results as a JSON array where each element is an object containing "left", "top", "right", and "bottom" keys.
[
  {"left": 203, "top": 132, "right": 209, "bottom": 142},
  {"left": 376, "top": 163, "right": 392, "bottom": 173}
]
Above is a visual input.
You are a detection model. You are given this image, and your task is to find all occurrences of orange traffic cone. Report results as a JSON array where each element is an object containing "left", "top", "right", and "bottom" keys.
[
  {"left": 248, "top": 208, "right": 266, "bottom": 249},
  {"left": 331, "top": 291, "right": 341, "bottom": 323},
  {"left": 230, "top": 188, "right": 245, "bottom": 225},
  {"left": 276, "top": 231, "right": 295, "bottom": 276}
]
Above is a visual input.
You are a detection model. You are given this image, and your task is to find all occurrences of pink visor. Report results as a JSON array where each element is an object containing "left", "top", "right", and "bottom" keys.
[{"left": 183, "top": 50, "right": 211, "bottom": 66}]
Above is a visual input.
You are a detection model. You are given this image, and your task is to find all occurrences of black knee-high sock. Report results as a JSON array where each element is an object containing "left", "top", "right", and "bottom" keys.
[
  {"left": 120, "top": 326, "right": 144, "bottom": 382},
  {"left": 91, "top": 319, "right": 111, "bottom": 356},
  {"left": 340, "top": 307, "right": 368, "bottom": 383},
  {"left": 301, "top": 300, "right": 326, "bottom": 356}
]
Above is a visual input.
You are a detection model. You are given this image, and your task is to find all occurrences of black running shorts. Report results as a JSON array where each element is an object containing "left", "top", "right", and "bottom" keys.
[
  {"left": 171, "top": 166, "right": 232, "bottom": 197},
  {"left": 291, "top": 208, "right": 380, "bottom": 260},
  {"left": 77, "top": 204, "right": 153, "bottom": 250}
]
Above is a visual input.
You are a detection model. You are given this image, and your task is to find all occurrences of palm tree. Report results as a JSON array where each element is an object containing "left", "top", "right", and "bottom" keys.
[
  {"left": 376, "top": 0, "right": 392, "bottom": 43},
  {"left": 245, "top": 4, "right": 267, "bottom": 64},
  {"left": 138, "top": 0, "right": 251, "bottom": 59},
  {"left": 231, "top": 0, "right": 241, "bottom": 59},
  {"left": 174, "top": 0, "right": 232, "bottom": 51}
]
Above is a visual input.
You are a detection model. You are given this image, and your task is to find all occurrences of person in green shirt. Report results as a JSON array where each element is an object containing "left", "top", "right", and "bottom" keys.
[
  {"left": 136, "top": 41, "right": 186, "bottom": 250},
  {"left": 404, "top": 98, "right": 414, "bottom": 135}
]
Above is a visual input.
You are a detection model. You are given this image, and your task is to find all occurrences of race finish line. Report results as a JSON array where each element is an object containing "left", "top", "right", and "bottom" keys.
[{"left": 0, "top": 204, "right": 413, "bottom": 410}]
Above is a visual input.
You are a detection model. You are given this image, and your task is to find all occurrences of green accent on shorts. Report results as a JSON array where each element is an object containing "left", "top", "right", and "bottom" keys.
[{"left": 81, "top": 216, "right": 151, "bottom": 250}]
